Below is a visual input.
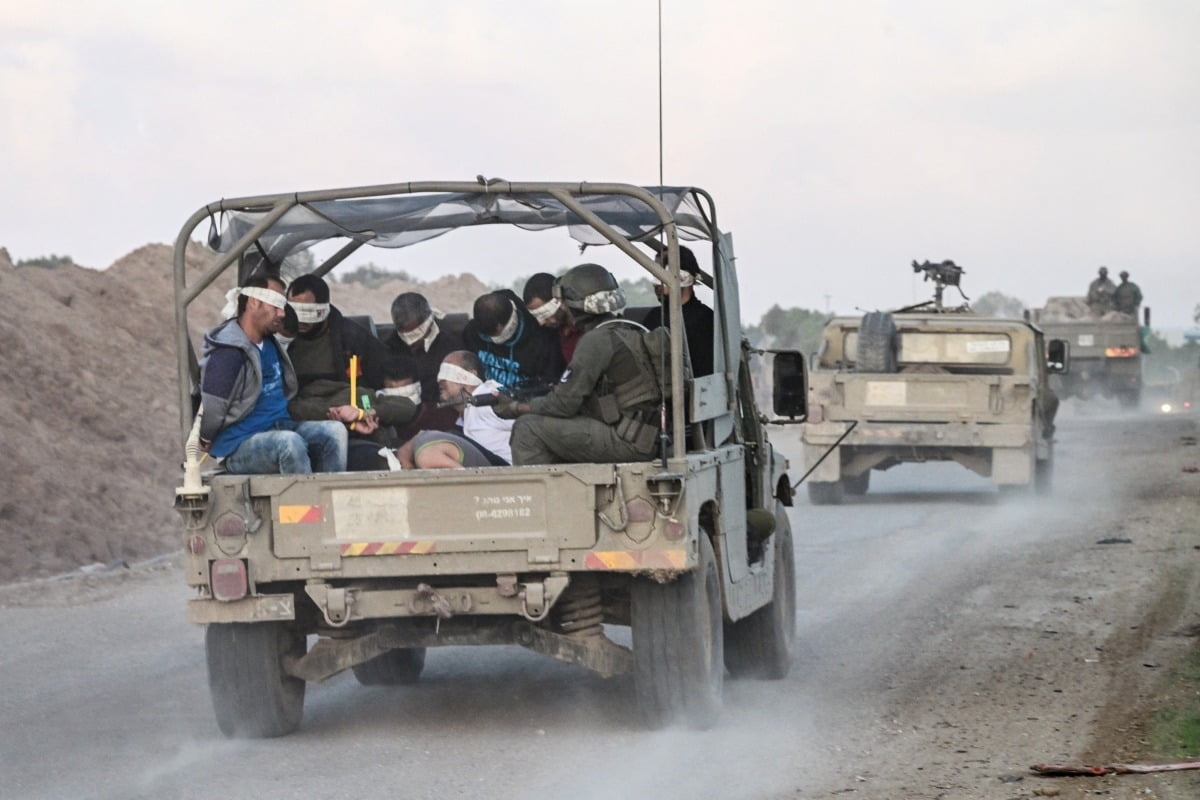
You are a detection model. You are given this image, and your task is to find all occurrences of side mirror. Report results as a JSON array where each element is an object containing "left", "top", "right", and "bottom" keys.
[
  {"left": 1144, "top": 306, "right": 1151, "bottom": 327},
  {"left": 1047, "top": 339, "right": 1070, "bottom": 374},
  {"left": 772, "top": 350, "right": 808, "bottom": 419}
]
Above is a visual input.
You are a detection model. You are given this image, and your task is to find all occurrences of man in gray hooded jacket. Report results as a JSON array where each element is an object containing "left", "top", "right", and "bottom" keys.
[{"left": 198, "top": 274, "right": 347, "bottom": 474}]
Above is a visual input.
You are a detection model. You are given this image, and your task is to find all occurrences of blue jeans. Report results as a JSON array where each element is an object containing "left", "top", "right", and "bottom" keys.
[{"left": 223, "top": 420, "right": 348, "bottom": 475}]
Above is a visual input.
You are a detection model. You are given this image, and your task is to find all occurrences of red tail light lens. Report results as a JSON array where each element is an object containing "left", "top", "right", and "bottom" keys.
[
  {"left": 1104, "top": 346, "right": 1137, "bottom": 357},
  {"left": 211, "top": 558, "right": 248, "bottom": 601}
]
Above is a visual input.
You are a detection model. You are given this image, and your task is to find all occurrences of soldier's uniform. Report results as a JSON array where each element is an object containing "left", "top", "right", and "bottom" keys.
[
  {"left": 1113, "top": 272, "right": 1143, "bottom": 315},
  {"left": 509, "top": 322, "right": 662, "bottom": 465},
  {"left": 1086, "top": 268, "right": 1117, "bottom": 312},
  {"left": 506, "top": 263, "right": 664, "bottom": 466}
]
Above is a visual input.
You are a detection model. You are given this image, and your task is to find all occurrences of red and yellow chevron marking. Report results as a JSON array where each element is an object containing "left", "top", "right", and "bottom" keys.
[
  {"left": 340, "top": 541, "right": 437, "bottom": 557},
  {"left": 278, "top": 505, "right": 324, "bottom": 524},
  {"left": 584, "top": 550, "right": 687, "bottom": 570}
]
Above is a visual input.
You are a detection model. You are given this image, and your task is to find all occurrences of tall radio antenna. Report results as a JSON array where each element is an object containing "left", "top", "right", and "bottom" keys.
[{"left": 657, "top": 0, "right": 664, "bottom": 187}]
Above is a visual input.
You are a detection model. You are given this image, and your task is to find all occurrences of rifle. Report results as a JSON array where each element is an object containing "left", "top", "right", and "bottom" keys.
[{"left": 436, "top": 382, "right": 554, "bottom": 409}]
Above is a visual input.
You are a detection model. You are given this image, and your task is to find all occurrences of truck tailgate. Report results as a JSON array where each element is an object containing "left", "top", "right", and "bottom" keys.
[{"left": 262, "top": 468, "right": 599, "bottom": 559}]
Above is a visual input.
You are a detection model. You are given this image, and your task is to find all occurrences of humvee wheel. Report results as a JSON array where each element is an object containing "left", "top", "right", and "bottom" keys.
[
  {"left": 632, "top": 535, "right": 723, "bottom": 729},
  {"left": 725, "top": 503, "right": 796, "bottom": 679},
  {"left": 807, "top": 480, "right": 844, "bottom": 505},
  {"left": 843, "top": 471, "right": 870, "bottom": 496},
  {"left": 352, "top": 648, "right": 427, "bottom": 686},
  {"left": 206, "top": 622, "right": 306, "bottom": 738},
  {"left": 1035, "top": 457, "right": 1053, "bottom": 496},
  {"left": 855, "top": 311, "right": 897, "bottom": 373}
]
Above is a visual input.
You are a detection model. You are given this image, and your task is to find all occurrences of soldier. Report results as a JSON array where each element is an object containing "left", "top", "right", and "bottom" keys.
[
  {"left": 497, "top": 263, "right": 664, "bottom": 465},
  {"left": 1086, "top": 266, "right": 1117, "bottom": 313},
  {"left": 1113, "top": 270, "right": 1143, "bottom": 315}
]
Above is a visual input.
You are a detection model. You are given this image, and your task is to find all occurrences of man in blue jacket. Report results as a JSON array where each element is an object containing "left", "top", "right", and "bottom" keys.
[{"left": 198, "top": 275, "right": 347, "bottom": 474}]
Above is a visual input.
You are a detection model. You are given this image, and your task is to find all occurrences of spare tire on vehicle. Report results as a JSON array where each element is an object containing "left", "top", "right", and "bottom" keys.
[{"left": 856, "top": 311, "right": 897, "bottom": 373}]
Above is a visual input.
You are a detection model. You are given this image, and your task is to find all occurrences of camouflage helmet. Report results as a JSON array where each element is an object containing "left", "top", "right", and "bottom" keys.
[
  {"left": 1098, "top": 266, "right": 1108, "bottom": 277},
  {"left": 1119, "top": 270, "right": 1129, "bottom": 280},
  {"left": 554, "top": 263, "right": 626, "bottom": 316}
]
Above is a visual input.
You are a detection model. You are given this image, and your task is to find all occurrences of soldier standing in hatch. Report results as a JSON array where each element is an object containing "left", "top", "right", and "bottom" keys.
[
  {"left": 496, "top": 263, "right": 663, "bottom": 465},
  {"left": 1086, "top": 266, "right": 1117, "bottom": 313},
  {"left": 1113, "top": 270, "right": 1143, "bottom": 315}
]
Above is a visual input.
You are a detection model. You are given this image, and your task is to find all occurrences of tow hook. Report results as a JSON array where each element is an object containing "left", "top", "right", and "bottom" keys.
[
  {"left": 520, "top": 573, "right": 569, "bottom": 622},
  {"left": 304, "top": 582, "right": 354, "bottom": 628}
]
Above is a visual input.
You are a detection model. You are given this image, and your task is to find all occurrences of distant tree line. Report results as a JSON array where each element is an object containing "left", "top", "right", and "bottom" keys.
[{"left": 16, "top": 254, "right": 74, "bottom": 269}]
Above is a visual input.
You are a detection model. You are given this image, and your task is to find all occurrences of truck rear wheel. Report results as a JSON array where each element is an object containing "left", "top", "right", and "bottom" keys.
[
  {"left": 843, "top": 471, "right": 870, "bottom": 496},
  {"left": 632, "top": 535, "right": 723, "bottom": 729},
  {"left": 206, "top": 622, "right": 306, "bottom": 738},
  {"left": 1118, "top": 388, "right": 1141, "bottom": 410},
  {"left": 1035, "top": 457, "right": 1053, "bottom": 496},
  {"left": 807, "top": 480, "right": 844, "bottom": 505},
  {"left": 725, "top": 503, "right": 796, "bottom": 679},
  {"left": 856, "top": 311, "right": 897, "bottom": 373},
  {"left": 352, "top": 648, "right": 427, "bottom": 686}
]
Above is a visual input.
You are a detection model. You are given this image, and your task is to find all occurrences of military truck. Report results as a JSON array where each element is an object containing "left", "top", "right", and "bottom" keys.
[
  {"left": 172, "top": 181, "right": 807, "bottom": 737},
  {"left": 1030, "top": 297, "right": 1148, "bottom": 408},
  {"left": 801, "top": 262, "right": 1067, "bottom": 504}
]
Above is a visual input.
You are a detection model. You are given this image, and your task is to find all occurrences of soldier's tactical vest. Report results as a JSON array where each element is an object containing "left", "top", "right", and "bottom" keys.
[{"left": 585, "top": 319, "right": 691, "bottom": 452}]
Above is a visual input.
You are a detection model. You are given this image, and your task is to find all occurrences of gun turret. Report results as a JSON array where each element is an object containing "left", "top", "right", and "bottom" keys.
[{"left": 909, "top": 259, "right": 970, "bottom": 312}]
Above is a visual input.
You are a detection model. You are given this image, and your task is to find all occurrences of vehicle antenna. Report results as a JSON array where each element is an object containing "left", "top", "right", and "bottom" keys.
[
  {"left": 657, "top": 0, "right": 664, "bottom": 188},
  {"left": 656, "top": 0, "right": 670, "bottom": 467}
]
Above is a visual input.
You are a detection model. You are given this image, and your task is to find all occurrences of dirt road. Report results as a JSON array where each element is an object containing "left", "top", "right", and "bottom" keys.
[{"left": 1, "top": 414, "right": 1197, "bottom": 799}]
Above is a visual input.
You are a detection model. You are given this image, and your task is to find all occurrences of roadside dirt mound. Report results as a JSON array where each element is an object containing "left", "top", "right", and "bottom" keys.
[{"left": 0, "top": 244, "right": 490, "bottom": 583}]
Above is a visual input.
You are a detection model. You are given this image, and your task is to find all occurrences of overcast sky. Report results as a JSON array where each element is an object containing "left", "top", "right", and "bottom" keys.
[{"left": 2, "top": 1, "right": 1197, "bottom": 326}]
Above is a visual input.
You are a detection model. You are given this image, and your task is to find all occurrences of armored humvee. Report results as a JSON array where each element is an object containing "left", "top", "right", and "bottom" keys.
[
  {"left": 172, "top": 181, "right": 807, "bottom": 737},
  {"left": 801, "top": 263, "right": 1067, "bottom": 503}
]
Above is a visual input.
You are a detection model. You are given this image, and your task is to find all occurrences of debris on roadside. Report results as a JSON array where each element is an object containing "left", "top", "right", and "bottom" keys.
[
  {"left": 1096, "top": 537, "right": 1133, "bottom": 545},
  {"left": 1031, "top": 761, "right": 1200, "bottom": 776},
  {"left": 1182, "top": 465, "right": 1199, "bottom": 473}
]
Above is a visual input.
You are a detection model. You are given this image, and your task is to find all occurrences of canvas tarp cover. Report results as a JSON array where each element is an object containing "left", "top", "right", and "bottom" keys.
[
  {"left": 209, "top": 186, "right": 713, "bottom": 263},
  {"left": 1041, "top": 296, "right": 1135, "bottom": 323}
]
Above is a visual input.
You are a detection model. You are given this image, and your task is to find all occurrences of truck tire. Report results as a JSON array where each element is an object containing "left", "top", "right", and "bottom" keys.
[
  {"left": 206, "top": 622, "right": 306, "bottom": 738},
  {"left": 352, "top": 648, "right": 427, "bottom": 686},
  {"left": 843, "top": 471, "right": 870, "bottom": 496},
  {"left": 632, "top": 535, "right": 723, "bottom": 729},
  {"left": 855, "top": 311, "right": 897, "bottom": 373},
  {"left": 1035, "top": 457, "right": 1053, "bottom": 496},
  {"left": 807, "top": 480, "right": 844, "bottom": 505},
  {"left": 724, "top": 503, "right": 796, "bottom": 679}
]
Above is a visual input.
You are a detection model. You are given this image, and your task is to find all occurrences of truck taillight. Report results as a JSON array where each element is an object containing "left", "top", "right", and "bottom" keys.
[
  {"left": 211, "top": 558, "right": 248, "bottom": 602},
  {"left": 1104, "top": 346, "right": 1138, "bottom": 357}
]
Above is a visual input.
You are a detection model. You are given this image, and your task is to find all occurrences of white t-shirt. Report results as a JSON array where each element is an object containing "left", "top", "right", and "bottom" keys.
[{"left": 463, "top": 380, "right": 514, "bottom": 463}]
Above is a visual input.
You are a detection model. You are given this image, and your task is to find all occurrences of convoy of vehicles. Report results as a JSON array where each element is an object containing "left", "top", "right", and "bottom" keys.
[{"left": 172, "top": 181, "right": 806, "bottom": 737}]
